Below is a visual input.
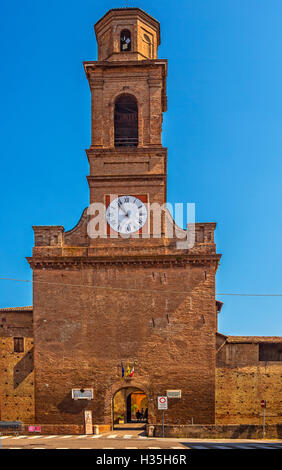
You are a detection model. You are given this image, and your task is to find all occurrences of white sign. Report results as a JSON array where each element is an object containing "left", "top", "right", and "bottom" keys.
[
  {"left": 158, "top": 396, "right": 168, "bottom": 410},
  {"left": 84, "top": 410, "right": 93, "bottom": 435},
  {"left": 167, "top": 390, "right": 181, "bottom": 398},
  {"left": 72, "top": 388, "right": 93, "bottom": 400}
]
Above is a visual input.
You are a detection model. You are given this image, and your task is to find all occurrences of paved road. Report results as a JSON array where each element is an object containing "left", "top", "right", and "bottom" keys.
[
  {"left": 181, "top": 441, "right": 282, "bottom": 449},
  {"left": 0, "top": 433, "right": 184, "bottom": 449},
  {"left": 1, "top": 432, "right": 282, "bottom": 450}
]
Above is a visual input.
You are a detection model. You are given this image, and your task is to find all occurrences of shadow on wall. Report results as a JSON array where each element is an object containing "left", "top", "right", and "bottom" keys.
[
  {"left": 57, "top": 392, "right": 89, "bottom": 414},
  {"left": 231, "top": 425, "right": 260, "bottom": 439},
  {"left": 13, "top": 347, "right": 34, "bottom": 389},
  {"left": 231, "top": 424, "right": 282, "bottom": 439}
]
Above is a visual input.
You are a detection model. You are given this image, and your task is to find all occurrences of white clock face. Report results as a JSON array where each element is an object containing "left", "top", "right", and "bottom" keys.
[{"left": 106, "top": 195, "right": 147, "bottom": 234}]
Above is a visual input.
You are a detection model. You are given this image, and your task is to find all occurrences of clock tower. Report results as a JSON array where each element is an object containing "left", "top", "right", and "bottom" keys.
[
  {"left": 84, "top": 8, "right": 167, "bottom": 236},
  {"left": 28, "top": 8, "right": 221, "bottom": 428}
]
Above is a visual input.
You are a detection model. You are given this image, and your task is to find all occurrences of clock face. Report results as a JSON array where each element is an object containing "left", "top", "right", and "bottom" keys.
[{"left": 106, "top": 195, "right": 147, "bottom": 234}]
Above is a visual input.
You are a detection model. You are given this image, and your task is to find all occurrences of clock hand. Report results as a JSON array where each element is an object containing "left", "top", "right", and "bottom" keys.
[{"left": 119, "top": 204, "right": 128, "bottom": 217}]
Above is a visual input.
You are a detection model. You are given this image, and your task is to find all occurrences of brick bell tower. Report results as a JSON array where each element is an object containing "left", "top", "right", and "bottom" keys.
[
  {"left": 84, "top": 8, "right": 167, "bottom": 225},
  {"left": 28, "top": 8, "right": 221, "bottom": 428}
]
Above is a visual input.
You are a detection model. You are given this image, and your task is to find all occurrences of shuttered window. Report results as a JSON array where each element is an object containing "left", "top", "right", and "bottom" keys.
[{"left": 14, "top": 337, "right": 24, "bottom": 353}]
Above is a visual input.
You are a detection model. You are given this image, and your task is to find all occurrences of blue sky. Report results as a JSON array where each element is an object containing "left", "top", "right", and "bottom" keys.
[{"left": 1, "top": 0, "right": 282, "bottom": 336}]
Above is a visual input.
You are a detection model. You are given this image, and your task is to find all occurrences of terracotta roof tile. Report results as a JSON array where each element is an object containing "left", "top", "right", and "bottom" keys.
[
  {"left": 227, "top": 336, "right": 282, "bottom": 344},
  {"left": 0, "top": 306, "right": 33, "bottom": 312}
]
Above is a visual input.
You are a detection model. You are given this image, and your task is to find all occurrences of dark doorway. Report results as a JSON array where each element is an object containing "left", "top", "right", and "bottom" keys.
[
  {"left": 114, "top": 94, "right": 138, "bottom": 147},
  {"left": 126, "top": 394, "right": 131, "bottom": 422},
  {"left": 113, "top": 387, "right": 148, "bottom": 429}
]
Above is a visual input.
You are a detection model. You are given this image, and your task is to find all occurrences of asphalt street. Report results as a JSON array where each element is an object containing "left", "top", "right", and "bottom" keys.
[{"left": 1, "top": 431, "right": 281, "bottom": 450}]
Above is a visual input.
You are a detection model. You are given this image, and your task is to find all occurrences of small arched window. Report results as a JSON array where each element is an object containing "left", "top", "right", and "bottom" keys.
[
  {"left": 114, "top": 94, "right": 138, "bottom": 147},
  {"left": 120, "top": 29, "right": 131, "bottom": 52}
]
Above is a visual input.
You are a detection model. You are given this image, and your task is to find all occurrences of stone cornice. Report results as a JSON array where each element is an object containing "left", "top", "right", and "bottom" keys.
[
  {"left": 83, "top": 60, "right": 167, "bottom": 78},
  {"left": 86, "top": 146, "right": 167, "bottom": 157},
  {"left": 87, "top": 174, "right": 166, "bottom": 183},
  {"left": 84, "top": 59, "right": 167, "bottom": 69},
  {"left": 26, "top": 254, "right": 221, "bottom": 269}
]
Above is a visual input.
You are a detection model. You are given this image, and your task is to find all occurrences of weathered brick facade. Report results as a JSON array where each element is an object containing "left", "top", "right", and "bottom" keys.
[
  {"left": 26, "top": 8, "right": 221, "bottom": 426},
  {"left": 0, "top": 307, "right": 34, "bottom": 422},
  {"left": 0, "top": 8, "right": 281, "bottom": 431},
  {"left": 216, "top": 334, "right": 282, "bottom": 424}
]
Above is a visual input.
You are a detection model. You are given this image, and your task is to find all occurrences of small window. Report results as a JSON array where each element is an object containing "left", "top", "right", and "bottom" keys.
[
  {"left": 120, "top": 30, "right": 131, "bottom": 52},
  {"left": 14, "top": 337, "right": 24, "bottom": 353},
  {"left": 259, "top": 343, "right": 282, "bottom": 361}
]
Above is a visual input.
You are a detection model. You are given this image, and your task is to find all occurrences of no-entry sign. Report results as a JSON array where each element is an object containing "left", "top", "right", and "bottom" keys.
[
  {"left": 261, "top": 400, "right": 266, "bottom": 408},
  {"left": 158, "top": 396, "right": 168, "bottom": 410}
]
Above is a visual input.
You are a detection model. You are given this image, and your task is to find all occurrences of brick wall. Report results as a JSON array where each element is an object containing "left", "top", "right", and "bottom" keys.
[
  {"left": 0, "top": 309, "right": 34, "bottom": 423},
  {"left": 149, "top": 423, "right": 282, "bottom": 439},
  {"left": 31, "top": 261, "right": 217, "bottom": 426},
  {"left": 216, "top": 339, "right": 282, "bottom": 424}
]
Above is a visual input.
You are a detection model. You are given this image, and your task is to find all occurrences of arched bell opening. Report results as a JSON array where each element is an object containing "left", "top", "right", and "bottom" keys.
[
  {"left": 114, "top": 94, "right": 138, "bottom": 147},
  {"left": 120, "top": 29, "right": 132, "bottom": 52}
]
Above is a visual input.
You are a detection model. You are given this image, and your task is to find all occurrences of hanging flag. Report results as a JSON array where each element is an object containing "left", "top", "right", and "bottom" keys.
[
  {"left": 121, "top": 361, "right": 125, "bottom": 377},
  {"left": 130, "top": 361, "right": 135, "bottom": 377},
  {"left": 126, "top": 361, "right": 130, "bottom": 377}
]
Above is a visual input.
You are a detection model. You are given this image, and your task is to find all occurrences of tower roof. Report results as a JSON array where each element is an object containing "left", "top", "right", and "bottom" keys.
[{"left": 95, "top": 7, "right": 161, "bottom": 46}]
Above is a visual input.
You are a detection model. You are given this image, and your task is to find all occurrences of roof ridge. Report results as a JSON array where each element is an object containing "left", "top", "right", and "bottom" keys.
[{"left": 0, "top": 306, "right": 33, "bottom": 311}]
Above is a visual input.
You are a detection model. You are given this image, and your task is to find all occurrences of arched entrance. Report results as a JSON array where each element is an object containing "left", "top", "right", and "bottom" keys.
[{"left": 113, "top": 386, "right": 148, "bottom": 429}]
